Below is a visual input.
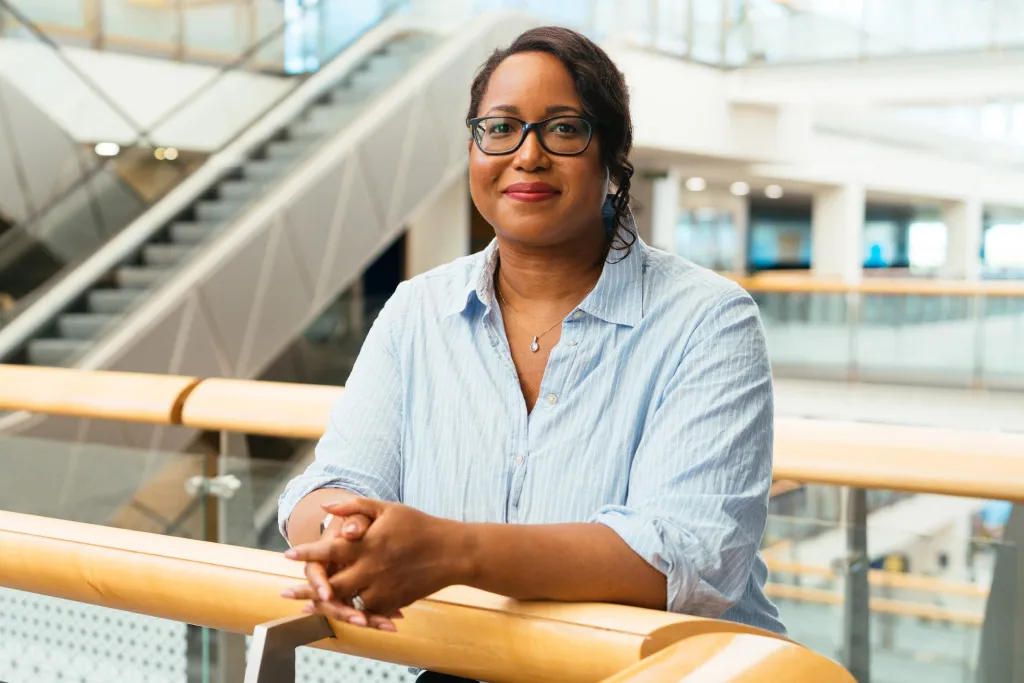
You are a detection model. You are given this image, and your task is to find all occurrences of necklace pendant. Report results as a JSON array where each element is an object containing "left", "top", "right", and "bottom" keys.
[{"left": 530, "top": 336, "right": 540, "bottom": 353}]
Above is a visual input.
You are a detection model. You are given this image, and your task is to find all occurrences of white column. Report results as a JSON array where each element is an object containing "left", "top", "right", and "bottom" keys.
[
  {"left": 650, "top": 170, "right": 681, "bottom": 253},
  {"left": 405, "top": 173, "right": 470, "bottom": 278},
  {"left": 732, "top": 195, "right": 749, "bottom": 275},
  {"left": 812, "top": 183, "right": 866, "bottom": 283},
  {"left": 942, "top": 198, "right": 983, "bottom": 280}
]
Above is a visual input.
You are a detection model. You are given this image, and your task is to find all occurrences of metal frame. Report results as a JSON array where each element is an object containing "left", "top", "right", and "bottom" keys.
[
  {"left": 244, "top": 614, "right": 335, "bottom": 683},
  {"left": 842, "top": 487, "right": 870, "bottom": 682}
]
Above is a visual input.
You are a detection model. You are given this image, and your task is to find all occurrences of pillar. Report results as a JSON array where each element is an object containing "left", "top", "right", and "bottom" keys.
[
  {"left": 405, "top": 173, "right": 470, "bottom": 278},
  {"left": 812, "top": 183, "right": 866, "bottom": 283},
  {"left": 650, "top": 170, "right": 681, "bottom": 254},
  {"left": 630, "top": 174, "right": 655, "bottom": 245},
  {"left": 732, "top": 194, "right": 750, "bottom": 276},
  {"left": 942, "top": 198, "right": 983, "bottom": 280}
]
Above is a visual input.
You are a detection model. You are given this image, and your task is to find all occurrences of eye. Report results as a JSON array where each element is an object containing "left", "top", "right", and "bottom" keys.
[{"left": 489, "top": 122, "right": 512, "bottom": 135}]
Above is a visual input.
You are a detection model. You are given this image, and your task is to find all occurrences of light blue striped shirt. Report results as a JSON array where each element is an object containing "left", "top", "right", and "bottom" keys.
[{"left": 280, "top": 230, "right": 784, "bottom": 635}]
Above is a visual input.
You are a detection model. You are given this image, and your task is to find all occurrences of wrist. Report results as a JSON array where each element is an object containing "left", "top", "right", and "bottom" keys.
[{"left": 443, "top": 520, "right": 481, "bottom": 586}]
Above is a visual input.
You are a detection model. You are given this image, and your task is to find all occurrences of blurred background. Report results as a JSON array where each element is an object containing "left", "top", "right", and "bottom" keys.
[{"left": 0, "top": 1, "right": 1022, "bottom": 682}]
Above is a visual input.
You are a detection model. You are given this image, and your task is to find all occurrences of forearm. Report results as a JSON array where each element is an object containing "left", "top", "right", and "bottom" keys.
[
  {"left": 455, "top": 522, "right": 666, "bottom": 610},
  {"left": 285, "top": 488, "right": 359, "bottom": 546}
]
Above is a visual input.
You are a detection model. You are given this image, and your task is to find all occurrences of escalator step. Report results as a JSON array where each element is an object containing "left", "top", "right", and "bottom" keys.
[
  {"left": 244, "top": 159, "right": 292, "bottom": 183},
  {"left": 87, "top": 288, "right": 144, "bottom": 315},
  {"left": 143, "top": 243, "right": 195, "bottom": 267},
  {"left": 195, "top": 199, "right": 243, "bottom": 222},
  {"left": 116, "top": 266, "right": 170, "bottom": 289},
  {"left": 170, "top": 222, "right": 219, "bottom": 245},
  {"left": 57, "top": 313, "right": 117, "bottom": 340},
  {"left": 265, "top": 139, "right": 315, "bottom": 161},
  {"left": 218, "top": 179, "right": 261, "bottom": 201},
  {"left": 26, "top": 338, "right": 91, "bottom": 367}
]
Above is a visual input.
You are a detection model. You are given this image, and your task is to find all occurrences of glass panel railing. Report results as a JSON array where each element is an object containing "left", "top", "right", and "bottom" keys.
[
  {"left": 766, "top": 485, "right": 1018, "bottom": 683},
  {"left": 751, "top": 289, "right": 1024, "bottom": 389},
  {"left": 0, "top": 0, "right": 407, "bottom": 343}
]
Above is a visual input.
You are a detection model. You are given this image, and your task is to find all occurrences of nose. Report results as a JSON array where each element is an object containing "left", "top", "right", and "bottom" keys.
[{"left": 513, "top": 127, "right": 550, "bottom": 173}]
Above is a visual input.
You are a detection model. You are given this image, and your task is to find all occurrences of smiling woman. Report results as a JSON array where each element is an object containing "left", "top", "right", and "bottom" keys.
[{"left": 278, "top": 26, "right": 783, "bottom": 682}]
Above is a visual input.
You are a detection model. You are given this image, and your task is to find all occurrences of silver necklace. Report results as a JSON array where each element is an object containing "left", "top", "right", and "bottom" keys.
[{"left": 495, "top": 283, "right": 565, "bottom": 353}]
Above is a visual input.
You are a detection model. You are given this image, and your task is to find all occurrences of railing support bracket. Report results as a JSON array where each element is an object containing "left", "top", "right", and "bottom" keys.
[{"left": 244, "top": 613, "right": 335, "bottom": 683}]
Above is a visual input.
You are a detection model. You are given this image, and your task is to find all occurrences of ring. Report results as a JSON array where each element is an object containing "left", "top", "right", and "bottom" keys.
[{"left": 351, "top": 594, "right": 367, "bottom": 612}]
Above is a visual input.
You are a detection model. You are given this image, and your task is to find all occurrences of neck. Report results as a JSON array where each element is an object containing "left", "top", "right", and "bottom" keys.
[{"left": 495, "top": 225, "right": 607, "bottom": 317}]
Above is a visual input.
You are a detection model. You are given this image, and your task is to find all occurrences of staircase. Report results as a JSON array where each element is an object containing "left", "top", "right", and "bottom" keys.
[{"left": 22, "top": 32, "right": 437, "bottom": 367}]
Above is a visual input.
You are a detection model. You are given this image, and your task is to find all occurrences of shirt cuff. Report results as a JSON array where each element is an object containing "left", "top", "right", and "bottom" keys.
[
  {"left": 593, "top": 505, "right": 732, "bottom": 617},
  {"left": 277, "top": 477, "right": 382, "bottom": 542}
]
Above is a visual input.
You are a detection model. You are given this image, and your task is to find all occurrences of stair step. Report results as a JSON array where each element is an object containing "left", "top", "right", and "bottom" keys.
[
  {"left": 27, "top": 338, "right": 91, "bottom": 367},
  {"left": 116, "top": 266, "right": 170, "bottom": 289},
  {"left": 143, "top": 243, "right": 194, "bottom": 267},
  {"left": 218, "top": 179, "right": 261, "bottom": 201},
  {"left": 57, "top": 313, "right": 118, "bottom": 340},
  {"left": 170, "top": 221, "right": 219, "bottom": 245},
  {"left": 243, "top": 159, "right": 291, "bottom": 183},
  {"left": 265, "top": 139, "right": 314, "bottom": 161},
  {"left": 194, "top": 199, "right": 242, "bottom": 222},
  {"left": 88, "top": 288, "right": 144, "bottom": 314}
]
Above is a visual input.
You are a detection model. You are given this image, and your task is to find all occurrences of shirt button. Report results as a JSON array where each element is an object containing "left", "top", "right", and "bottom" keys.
[
  {"left": 565, "top": 340, "right": 578, "bottom": 347},
  {"left": 546, "top": 393, "right": 558, "bottom": 405},
  {"left": 515, "top": 455, "right": 524, "bottom": 465},
  {"left": 573, "top": 311, "right": 584, "bottom": 320}
]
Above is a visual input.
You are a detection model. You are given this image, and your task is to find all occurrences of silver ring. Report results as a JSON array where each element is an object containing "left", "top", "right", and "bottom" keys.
[{"left": 351, "top": 594, "right": 367, "bottom": 612}]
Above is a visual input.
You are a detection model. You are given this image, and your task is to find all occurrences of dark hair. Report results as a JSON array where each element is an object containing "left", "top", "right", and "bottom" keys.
[{"left": 466, "top": 26, "right": 636, "bottom": 255}]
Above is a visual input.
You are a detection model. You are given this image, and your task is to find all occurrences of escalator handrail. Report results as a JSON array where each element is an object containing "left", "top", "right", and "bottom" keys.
[{"left": 0, "top": 11, "right": 410, "bottom": 363}]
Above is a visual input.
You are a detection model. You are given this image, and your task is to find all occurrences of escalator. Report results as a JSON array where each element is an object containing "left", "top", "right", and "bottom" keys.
[{"left": 0, "top": 12, "right": 533, "bottom": 453}]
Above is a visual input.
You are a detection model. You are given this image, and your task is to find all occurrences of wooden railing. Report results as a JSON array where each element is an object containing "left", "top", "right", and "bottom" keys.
[
  {"left": 4, "top": 365, "right": 1021, "bottom": 502},
  {"left": 0, "top": 510, "right": 852, "bottom": 682},
  {"left": 731, "top": 274, "right": 1024, "bottom": 298}
]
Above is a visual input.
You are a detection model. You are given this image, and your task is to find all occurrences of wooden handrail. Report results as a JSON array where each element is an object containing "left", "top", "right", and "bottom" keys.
[
  {"left": 774, "top": 417, "right": 1024, "bottom": 502},
  {"left": 598, "top": 631, "right": 855, "bottom": 682},
  {"left": 3, "top": 365, "right": 1024, "bottom": 501},
  {"left": 0, "top": 364, "right": 199, "bottom": 424},
  {"left": 763, "top": 584, "right": 983, "bottom": 627},
  {"left": 766, "top": 559, "right": 990, "bottom": 599},
  {"left": 731, "top": 274, "right": 1024, "bottom": 298},
  {"left": 0, "top": 511, "right": 853, "bottom": 683},
  {"left": 179, "top": 377, "right": 343, "bottom": 438}
]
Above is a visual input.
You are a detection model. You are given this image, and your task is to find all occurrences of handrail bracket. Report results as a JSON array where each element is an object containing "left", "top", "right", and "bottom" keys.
[{"left": 244, "top": 613, "right": 335, "bottom": 683}]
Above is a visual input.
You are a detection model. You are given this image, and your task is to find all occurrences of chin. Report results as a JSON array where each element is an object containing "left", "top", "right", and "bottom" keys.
[{"left": 495, "top": 210, "right": 568, "bottom": 246}]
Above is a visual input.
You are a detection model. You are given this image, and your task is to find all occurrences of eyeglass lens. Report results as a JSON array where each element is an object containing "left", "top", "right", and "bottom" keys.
[{"left": 473, "top": 117, "right": 592, "bottom": 155}]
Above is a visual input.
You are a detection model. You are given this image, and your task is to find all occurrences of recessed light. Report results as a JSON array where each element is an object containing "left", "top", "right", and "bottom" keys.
[
  {"left": 164, "top": 147, "right": 179, "bottom": 161},
  {"left": 764, "top": 184, "right": 784, "bottom": 199},
  {"left": 730, "top": 181, "right": 750, "bottom": 196},
  {"left": 685, "top": 176, "right": 707, "bottom": 192},
  {"left": 94, "top": 142, "right": 120, "bottom": 157},
  {"left": 154, "top": 147, "right": 166, "bottom": 160}
]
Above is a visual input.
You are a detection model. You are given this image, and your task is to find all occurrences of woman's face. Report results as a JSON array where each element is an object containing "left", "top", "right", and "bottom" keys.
[{"left": 469, "top": 51, "right": 606, "bottom": 248}]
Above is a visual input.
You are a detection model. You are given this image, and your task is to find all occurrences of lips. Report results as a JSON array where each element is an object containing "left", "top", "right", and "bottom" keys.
[{"left": 503, "top": 181, "right": 560, "bottom": 202}]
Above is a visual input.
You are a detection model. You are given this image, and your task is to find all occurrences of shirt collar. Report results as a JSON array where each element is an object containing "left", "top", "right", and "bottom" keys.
[{"left": 445, "top": 202, "right": 646, "bottom": 328}]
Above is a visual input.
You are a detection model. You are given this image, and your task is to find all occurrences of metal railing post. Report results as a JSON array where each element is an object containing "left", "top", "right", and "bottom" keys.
[
  {"left": 843, "top": 487, "right": 871, "bottom": 682},
  {"left": 245, "top": 614, "right": 335, "bottom": 683}
]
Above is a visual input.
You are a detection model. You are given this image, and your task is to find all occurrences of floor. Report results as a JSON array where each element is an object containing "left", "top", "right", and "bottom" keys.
[{"left": 773, "top": 377, "right": 1024, "bottom": 433}]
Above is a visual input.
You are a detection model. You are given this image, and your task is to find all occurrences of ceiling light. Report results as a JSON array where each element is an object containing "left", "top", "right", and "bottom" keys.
[
  {"left": 764, "top": 184, "right": 784, "bottom": 199},
  {"left": 94, "top": 142, "right": 120, "bottom": 157},
  {"left": 164, "top": 147, "right": 179, "bottom": 161},
  {"left": 154, "top": 147, "right": 166, "bottom": 160},
  {"left": 730, "top": 181, "right": 750, "bottom": 196},
  {"left": 685, "top": 176, "right": 707, "bottom": 192}
]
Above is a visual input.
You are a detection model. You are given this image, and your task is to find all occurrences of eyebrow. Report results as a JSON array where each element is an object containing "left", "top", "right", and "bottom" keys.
[{"left": 484, "top": 104, "right": 585, "bottom": 116}]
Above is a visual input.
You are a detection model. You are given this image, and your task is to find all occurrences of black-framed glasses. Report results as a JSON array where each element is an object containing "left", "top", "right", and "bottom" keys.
[{"left": 468, "top": 115, "right": 596, "bottom": 156}]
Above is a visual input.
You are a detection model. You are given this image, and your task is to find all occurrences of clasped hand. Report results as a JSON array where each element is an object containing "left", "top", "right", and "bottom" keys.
[{"left": 282, "top": 498, "right": 468, "bottom": 631}]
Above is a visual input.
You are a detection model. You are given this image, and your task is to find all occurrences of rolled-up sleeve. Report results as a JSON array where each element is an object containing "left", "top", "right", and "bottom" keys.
[
  {"left": 277, "top": 283, "right": 409, "bottom": 538},
  {"left": 593, "top": 291, "right": 773, "bottom": 617}
]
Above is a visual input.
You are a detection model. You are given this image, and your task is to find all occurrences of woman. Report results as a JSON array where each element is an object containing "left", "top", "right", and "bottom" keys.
[{"left": 279, "top": 26, "right": 784, "bottom": 644}]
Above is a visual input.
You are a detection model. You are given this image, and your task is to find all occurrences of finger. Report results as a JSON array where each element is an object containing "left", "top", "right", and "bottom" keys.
[
  {"left": 281, "top": 581, "right": 322, "bottom": 600},
  {"left": 287, "top": 536, "right": 350, "bottom": 565},
  {"left": 315, "top": 599, "right": 369, "bottom": 627},
  {"left": 321, "top": 497, "right": 383, "bottom": 520},
  {"left": 326, "top": 564, "right": 371, "bottom": 602},
  {"left": 304, "top": 561, "right": 333, "bottom": 602},
  {"left": 367, "top": 614, "right": 398, "bottom": 632},
  {"left": 339, "top": 513, "right": 372, "bottom": 540}
]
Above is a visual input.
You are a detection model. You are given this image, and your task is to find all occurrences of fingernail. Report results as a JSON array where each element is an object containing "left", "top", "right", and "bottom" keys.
[
  {"left": 348, "top": 615, "right": 367, "bottom": 627},
  {"left": 284, "top": 550, "right": 297, "bottom": 559},
  {"left": 378, "top": 623, "right": 397, "bottom": 632},
  {"left": 343, "top": 522, "right": 358, "bottom": 534},
  {"left": 319, "top": 587, "right": 331, "bottom": 601},
  {"left": 280, "top": 589, "right": 295, "bottom": 599}
]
